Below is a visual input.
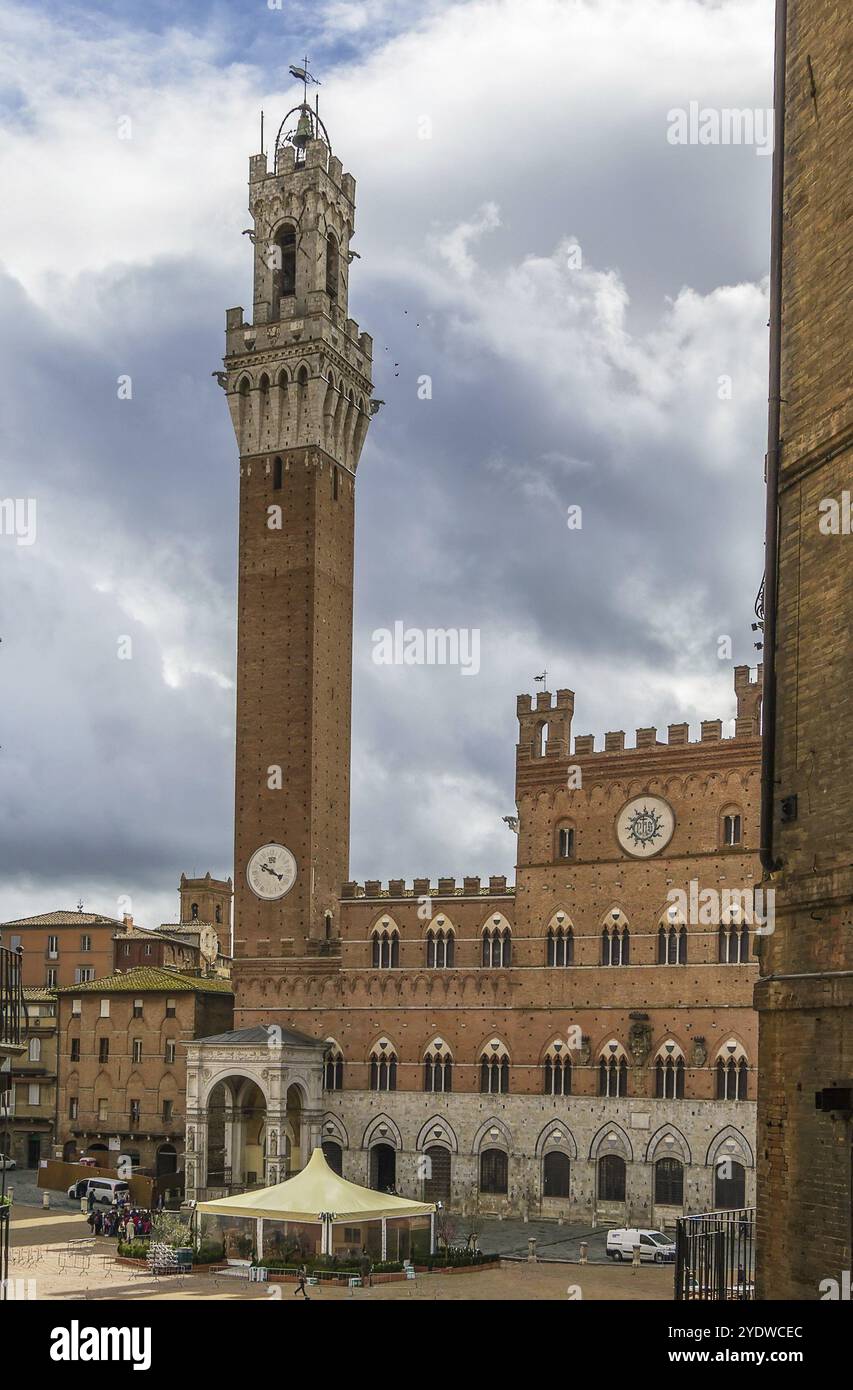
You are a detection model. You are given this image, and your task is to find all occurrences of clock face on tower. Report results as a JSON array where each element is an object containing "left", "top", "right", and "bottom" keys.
[
  {"left": 246, "top": 843, "right": 297, "bottom": 900},
  {"left": 615, "top": 795, "right": 675, "bottom": 858}
]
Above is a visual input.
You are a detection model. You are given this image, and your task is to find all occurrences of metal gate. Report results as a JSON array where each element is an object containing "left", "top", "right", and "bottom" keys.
[{"left": 675, "top": 1207, "right": 755, "bottom": 1300}]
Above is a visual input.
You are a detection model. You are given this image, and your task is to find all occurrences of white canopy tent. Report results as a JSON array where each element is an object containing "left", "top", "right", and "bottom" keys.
[{"left": 197, "top": 1147, "right": 436, "bottom": 1263}]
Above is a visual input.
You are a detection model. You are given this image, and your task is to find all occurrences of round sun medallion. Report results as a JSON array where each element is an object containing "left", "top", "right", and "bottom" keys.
[{"left": 615, "top": 795, "right": 675, "bottom": 858}]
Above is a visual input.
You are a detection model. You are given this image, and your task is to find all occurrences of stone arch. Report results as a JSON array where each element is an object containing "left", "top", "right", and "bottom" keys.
[
  {"left": 415, "top": 1116, "right": 459, "bottom": 1154},
  {"left": 589, "top": 1122, "right": 633, "bottom": 1162},
  {"left": 706, "top": 1126, "right": 754, "bottom": 1169},
  {"left": 646, "top": 1123, "right": 692, "bottom": 1165},
  {"left": 321, "top": 1113, "right": 348, "bottom": 1147},
  {"left": 473, "top": 1116, "right": 512, "bottom": 1153},
  {"left": 535, "top": 1120, "right": 577, "bottom": 1161},
  {"left": 362, "top": 1113, "right": 403, "bottom": 1150},
  {"left": 198, "top": 1067, "right": 272, "bottom": 1112}
]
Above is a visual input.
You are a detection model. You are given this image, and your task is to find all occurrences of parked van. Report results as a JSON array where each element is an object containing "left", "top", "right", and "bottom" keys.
[
  {"left": 67, "top": 1176, "right": 131, "bottom": 1206},
  {"left": 606, "top": 1228, "right": 676, "bottom": 1263}
]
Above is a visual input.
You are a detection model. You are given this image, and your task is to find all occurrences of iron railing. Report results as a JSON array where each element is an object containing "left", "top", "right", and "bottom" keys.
[{"left": 675, "top": 1208, "right": 755, "bottom": 1300}]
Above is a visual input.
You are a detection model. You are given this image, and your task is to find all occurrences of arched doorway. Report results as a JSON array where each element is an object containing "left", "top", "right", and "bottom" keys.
[
  {"left": 370, "top": 1143, "right": 396, "bottom": 1192},
  {"left": 322, "top": 1140, "right": 343, "bottom": 1175},
  {"left": 156, "top": 1143, "right": 177, "bottom": 1178},
  {"left": 62, "top": 1141, "right": 77, "bottom": 1163},
  {"left": 423, "top": 1146, "right": 451, "bottom": 1203},
  {"left": 285, "top": 1084, "right": 303, "bottom": 1175},
  {"left": 543, "top": 1151, "right": 571, "bottom": 1198},
  {"left": 714, "top": 1159, "right": 746, "bottom": 1209},
  {"left": 239, "top": 1081, "right": 267, "bottom": 1186}
]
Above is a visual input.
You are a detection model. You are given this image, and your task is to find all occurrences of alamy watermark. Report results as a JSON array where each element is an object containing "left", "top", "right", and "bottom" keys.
[
  {"left": 666, "top": 881, "right": 775, "bottom": 935},
  {"left": 667, "top": 103, "right": 773, "bottom": 157},
  {"left": 372, "top": 621, "right": 480, "bottom": 676},
  {"left": 0, "top": 497, "right": 37, "bottom": 546}
]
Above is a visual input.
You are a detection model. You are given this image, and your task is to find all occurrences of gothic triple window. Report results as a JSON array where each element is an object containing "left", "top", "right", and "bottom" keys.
[
  {"left": 482, "top": 919, "right": 512, "bottom": 967},
  {"left": 654, "top": 1043, "right": 686, "bottom": 1099},
  {"left": 372, "top": 921, "right": 399, "bottom": 969},
  {"left": 324, "top": 1042, "right": 344, "bottom": 1091},
  {"left": 598, "top": 1044, "right": 629, "bottom": 1097},
  {"left": 543, "top": 1042, "right": 572, "bottom": 1096},
  {"left": 601, "top": 921, "right": 630, "bottom": 965},
  {"left": 715, "top": 1042, "right": 749, "bottom": 1100},
  {"left": 369, "top": 1040, "right": 397, "bottom": 1092},
  {"left": 480, "top": 1041, "right": 510, "bottom": 1094},
  {"left": 718, "top": 922, "right": 750, "bottom": 963},
  {"left": 423, "top": 1039, "right": 453, "bottom": 1093},
  {"left": 426, "top": 921, "right": 455, "bottom": 968},
  {"left": 547, "top": 914, "right": 574, "bottom": 967},
  {"left": 657, "top": 924, "right": 688, "bottom": 964}
]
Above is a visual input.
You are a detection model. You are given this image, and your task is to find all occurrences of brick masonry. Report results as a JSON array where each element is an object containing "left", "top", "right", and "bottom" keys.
[
  {"left": 755, "top": 0, "right": 853, "bottom": 1300},
  {"left": 222, "top": 122, "right": 765, "bottom": 1223}
]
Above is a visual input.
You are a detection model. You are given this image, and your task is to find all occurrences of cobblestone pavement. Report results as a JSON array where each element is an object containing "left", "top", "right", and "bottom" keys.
[
  {"left": 3, "top": 1168, "right": 80, "bottom": 1213},
  {"left": 476, "top": 1217, "right": 614, "bottom": 1263}
]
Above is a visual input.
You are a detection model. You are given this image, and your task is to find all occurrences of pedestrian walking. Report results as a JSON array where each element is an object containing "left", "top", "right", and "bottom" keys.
[{"left": 294, "top": 1263, "right": 310, "bottom": 1299}]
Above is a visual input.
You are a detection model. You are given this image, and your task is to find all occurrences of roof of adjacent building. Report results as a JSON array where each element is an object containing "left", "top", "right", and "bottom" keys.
[
  {"left": 113, "top": 927, "right": 199, "bottom": 949},
  {"left": 193, "top": 1023, "right": 324, "bottom": 1049},
  {"left": 23, "top": 987, "right": 57, "bottom": 1001},
  {"left": 54, "top": 966, "right": 233, "bottom": 996},
  {"left": 158, "top": 921, "right": 216, "bottom": 934},
  {"left": 2, "top": 910, "right": 122, "bottom": 928}
]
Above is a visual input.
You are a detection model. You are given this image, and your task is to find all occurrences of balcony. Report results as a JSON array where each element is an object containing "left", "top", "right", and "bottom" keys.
[{"left": 0, "top": 942, "right": 25, "bottom": 1057}]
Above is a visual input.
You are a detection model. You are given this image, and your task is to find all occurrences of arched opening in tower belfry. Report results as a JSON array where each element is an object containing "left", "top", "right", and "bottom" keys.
[
  {"left": 271, "top": 225, "right": 296, "bottom": 318},
  {"left": 325, "top": 231, "right": 339, "bottom": 299}
]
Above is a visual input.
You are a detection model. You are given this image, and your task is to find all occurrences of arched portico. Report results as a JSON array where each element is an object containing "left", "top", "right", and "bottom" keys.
[{"left": 184, "top": 1024, "right": 327, "bottom": 1201}]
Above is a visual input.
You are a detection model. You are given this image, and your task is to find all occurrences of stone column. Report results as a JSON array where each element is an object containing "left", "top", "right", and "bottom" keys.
[
  {"left": 265, "top": 1112, "right": 286, "bottom": 1185},
  {"left": 185, "top": 1108, "right": 208, "bottom": 1202},
  {"left": 302, "top": 1108, "right": 324, "bottom": 1162}
]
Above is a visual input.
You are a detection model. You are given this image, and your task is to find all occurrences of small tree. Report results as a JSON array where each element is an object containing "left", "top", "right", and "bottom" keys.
[{"left": 150, "top": 1211, "right": 192, "bottom": 1248}]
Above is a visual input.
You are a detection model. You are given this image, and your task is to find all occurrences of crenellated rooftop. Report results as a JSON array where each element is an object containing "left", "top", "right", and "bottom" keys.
[{"left": 341, "top": 876, "right": 515, "bottom": 900}]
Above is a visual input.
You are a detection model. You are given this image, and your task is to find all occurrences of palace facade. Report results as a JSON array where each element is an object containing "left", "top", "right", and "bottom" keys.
[{"left": 185, "top": 93, "right": 764, "bottom": 1226}]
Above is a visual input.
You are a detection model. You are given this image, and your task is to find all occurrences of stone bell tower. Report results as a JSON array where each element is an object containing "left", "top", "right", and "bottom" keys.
[{"left": 221, "top": 90, "right": 375, "bottom": 972}]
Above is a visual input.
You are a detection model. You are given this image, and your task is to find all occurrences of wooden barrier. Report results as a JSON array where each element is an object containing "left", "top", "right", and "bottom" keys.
[{"left": 38, "top": 1159, "right": 154, "bottom": 1207}]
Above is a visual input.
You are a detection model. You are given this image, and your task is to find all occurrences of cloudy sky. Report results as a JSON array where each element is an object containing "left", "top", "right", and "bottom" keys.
[{"left": 0, "top": 0, "right": 774, "bottom": 931}]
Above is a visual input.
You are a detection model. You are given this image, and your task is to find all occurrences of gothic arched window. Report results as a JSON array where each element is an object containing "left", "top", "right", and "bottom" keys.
[
  {"left": 601, "top": 919, "right": 630, "bottom": 965},
  {"left": 324, "top": 1042, "right": 344, "bottom": 1091},
  {"left": 423, "top": 1039, "right": 453, "bottom": 1093},
  {"left": 479, "top": 1041, "right": 510, "bottom": 1094},
  {"left": 654, "top": 1043, "right": 686, "bottom": 1099},
  {"left": 715, "top": 1042, "right": 750, "bottom": 1099},
  {"left": 482, "top": 918, "right": 511, "bottom": 967},
  {"left": 598, "top": 1043, "right": 628, "bottom": 1097},
  {"left": 272, "top": 225, "right": 296, "bottom": 317},
  {"left": 543, "top": 1041, "right": 572, "bottom": 1096},
  {"left": 368, "top": 1040, "right": 397, "bottom": 1092},
  {"left": 371, "top": 920, "right": 399, "bottom": 969},
  {"left": 426, "top": 920, "right": 454, "bottom": 968},
  {"left": 325, "top": 232, "right": 340, "bottom": 299}
]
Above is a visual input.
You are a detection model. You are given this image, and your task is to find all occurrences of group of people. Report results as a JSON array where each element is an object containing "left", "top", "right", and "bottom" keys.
[{"left": 87, "top": 1204, "right": 152, "bottom": 1241}]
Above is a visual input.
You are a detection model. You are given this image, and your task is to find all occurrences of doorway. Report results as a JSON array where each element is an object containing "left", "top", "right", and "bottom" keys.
[
  {"left": 27, "top": 1135, "right": 41, "bottom": 1168},
  {"left": 370, "top": 1143, "right": 396, "bottom": 1192}
]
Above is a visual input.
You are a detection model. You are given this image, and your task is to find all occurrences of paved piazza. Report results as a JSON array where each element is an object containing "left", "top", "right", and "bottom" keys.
[{"left": 8, "top": 1206, "right": 672, "bottom": 1302}]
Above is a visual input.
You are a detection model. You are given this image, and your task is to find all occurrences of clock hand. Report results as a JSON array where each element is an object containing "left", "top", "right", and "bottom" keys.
[{"left": 260, "top": 864, "right": 284, "bottom": 880}]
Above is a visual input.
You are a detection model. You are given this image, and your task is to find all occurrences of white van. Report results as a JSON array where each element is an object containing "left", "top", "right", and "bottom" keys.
[
  {"left": 67, "top": 1176, "right": 131, "bottom": 1206},
  {"left": 606, "top": 1228, "right": 676, "bottom": 1263}
]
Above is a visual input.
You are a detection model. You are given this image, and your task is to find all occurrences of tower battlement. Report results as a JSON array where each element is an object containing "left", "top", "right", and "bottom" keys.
[
  {"left": 341, "top": 876, "right": 515, "bottom": 900},
  {"left": 517, "top": 665, "right": 762, "bottom": 765}
]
